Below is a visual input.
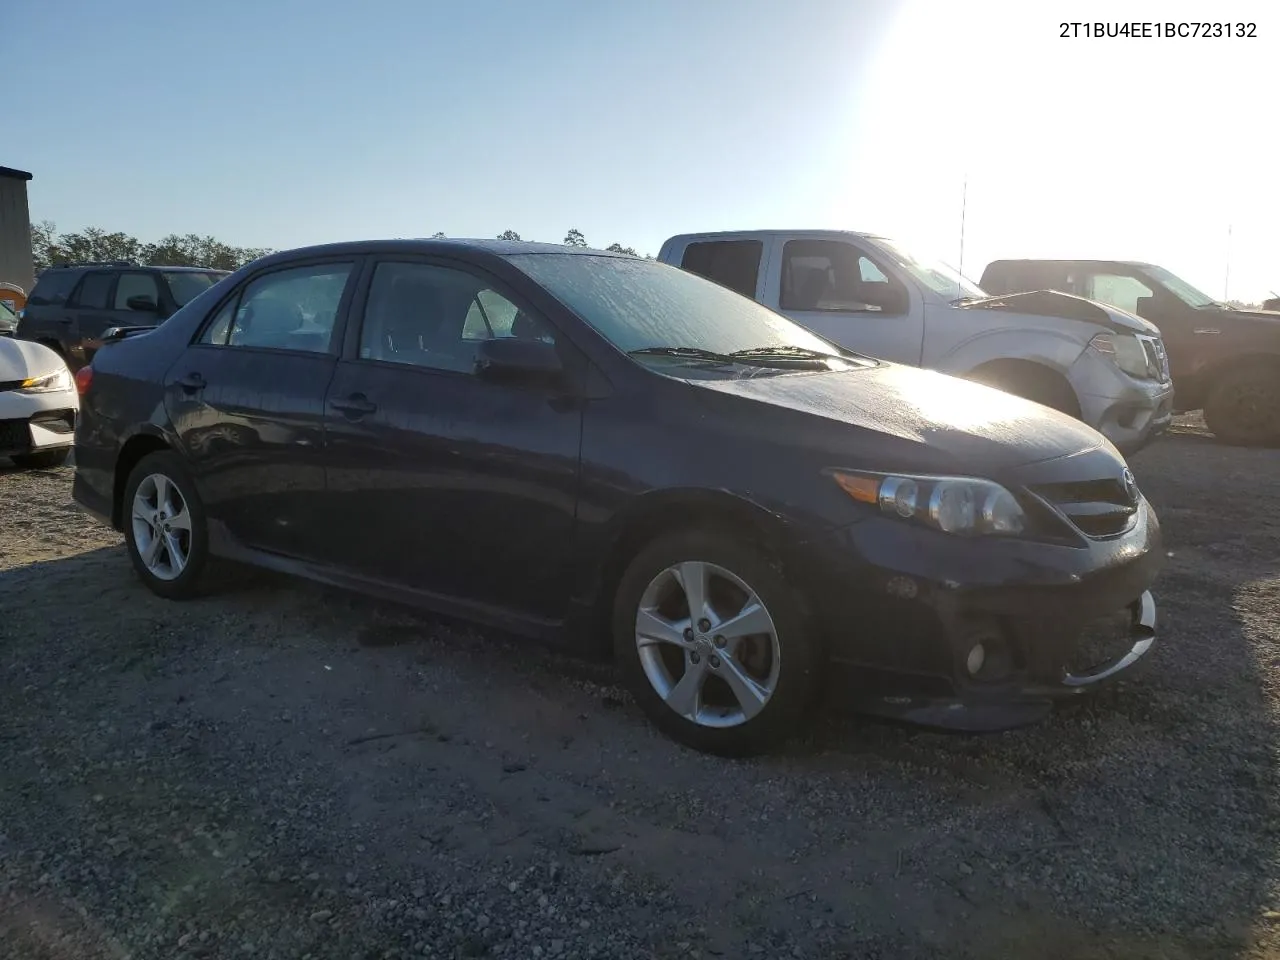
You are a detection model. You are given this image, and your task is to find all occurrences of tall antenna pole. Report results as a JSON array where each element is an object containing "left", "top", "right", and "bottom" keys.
[
  {"left": 958, "top": 173, "right": 968, "bottom": 278},
  {"left": 1224, "top": 223, "right": 1232, "bottom": 301}
]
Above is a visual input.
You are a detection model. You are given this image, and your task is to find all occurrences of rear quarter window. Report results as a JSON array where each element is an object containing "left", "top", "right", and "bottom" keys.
[{"left": 27, "top": 270, "right": 82, "bottom": 307}]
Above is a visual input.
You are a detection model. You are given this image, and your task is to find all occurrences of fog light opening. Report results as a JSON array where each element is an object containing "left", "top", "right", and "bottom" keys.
[{"left": 960, "top": 622, "right": 1016, "bottom": 684}]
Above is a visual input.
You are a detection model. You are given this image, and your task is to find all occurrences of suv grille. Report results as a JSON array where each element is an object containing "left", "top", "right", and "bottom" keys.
[
  {"left": 1136, "top": 334, "right": 1171, "bottom": 382},
  {"left": 1030, "top": 477, "right": 1139, "bottom": 538}
]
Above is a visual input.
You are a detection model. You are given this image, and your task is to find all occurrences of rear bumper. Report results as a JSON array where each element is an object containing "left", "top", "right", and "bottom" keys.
[{"left": 794, "top": 500, "right": 1163, "bottom": 731}]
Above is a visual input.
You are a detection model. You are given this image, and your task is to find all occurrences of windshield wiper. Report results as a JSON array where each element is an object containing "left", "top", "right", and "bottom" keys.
[
  {"left": 629, "top": 345, "right": 833, "bottom": 369},
  {"left": 628, "top": 346, "right": 739, "bottom": 363}
]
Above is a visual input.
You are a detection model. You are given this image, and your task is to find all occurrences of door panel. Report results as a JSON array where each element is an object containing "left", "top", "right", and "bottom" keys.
[
  {"left": 162, "top": 258, "right": 359, "bottom": 559},
  {"left": 773, "top": 238, "right": 923, "bottom": 364},
  {"left": 164, "top": 346, "right": 336, "bottom": 558},
  {"left": 319, "top": 258, "right": 583, "bottom": 620}
]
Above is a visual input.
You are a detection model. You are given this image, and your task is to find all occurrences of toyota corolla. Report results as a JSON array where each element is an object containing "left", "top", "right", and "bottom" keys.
[{"left": 72, "top": 240, "right": 1162, "bottom": 755}]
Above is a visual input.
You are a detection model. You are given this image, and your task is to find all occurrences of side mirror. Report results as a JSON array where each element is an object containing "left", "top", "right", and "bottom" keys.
[
  {"left": 474, "top": 337, "right": 563, "bottom": 385},
  {"left": 126, "top": 295, "right": 160, "bottom": 312}
]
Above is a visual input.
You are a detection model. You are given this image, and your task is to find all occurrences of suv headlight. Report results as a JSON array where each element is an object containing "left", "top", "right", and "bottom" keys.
[
  {"left": 19, "top": 368, "right": 74, "bottom": 394},
  {"left": 831, "top": 471, "right": 1026, "bottom": 536},
  {"left": 1089, "top": 333, "right": 1152, "bottom": 379}
]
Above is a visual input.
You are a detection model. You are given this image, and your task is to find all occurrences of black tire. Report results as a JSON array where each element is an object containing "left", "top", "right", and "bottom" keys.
[
  {"left": 122, "top": 450, "right": 210, "bottom": 599},
  {"left": 970, "top": 363, "right": 1081, "bottom": 419},
  {"left": 1203, "top": 365, "right": 1280, "bottom": 447},
  {"left": 11, "top": 448, "right": 69, "bottom": 469},
  {"left": 612, "top": 529, "right": 819, "bottom": 756}
]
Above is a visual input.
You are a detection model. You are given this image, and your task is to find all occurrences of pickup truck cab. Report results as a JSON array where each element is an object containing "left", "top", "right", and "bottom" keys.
[
  {"left": 981, "top": 259, "right": 1280, "bottom": 446},
  {"left": 658, "top": 231, "right": 1174, "bottom": 454}
]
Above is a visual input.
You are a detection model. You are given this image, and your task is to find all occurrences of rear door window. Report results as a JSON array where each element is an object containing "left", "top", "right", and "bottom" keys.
[
  {"left": 70, "top": 272, "right": 115, "bottom": 310},
  {"left": 114, "top": 272, "right": 161, "bottom": 310},
  {"left": 200, "top": 262, "right": 354, "bottom": 353},
  {"left": 679, "top": 241, "right": 763, "bottom": 298}
]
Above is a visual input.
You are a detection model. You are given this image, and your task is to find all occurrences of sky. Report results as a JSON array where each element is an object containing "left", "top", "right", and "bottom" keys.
[{"left": 5, "top": 0, "right": 1279, "bottom": 301}]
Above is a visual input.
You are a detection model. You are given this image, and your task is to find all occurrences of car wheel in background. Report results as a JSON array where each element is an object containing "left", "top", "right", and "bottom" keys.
[
  {"left": 612, "top": 530, "right": 819, "bottom": 756},
  {"left": 1204, "top": 365, "right": 1280, "bottom": 447},
  {"left": 11, "top": 448, "right": 69, "bottom": 469},
  {"left": 969, "top": 361, "right": 1081, "bottom": 419},
  {"left": 122, "top": 450, "right": 210, "bottom": 599}
]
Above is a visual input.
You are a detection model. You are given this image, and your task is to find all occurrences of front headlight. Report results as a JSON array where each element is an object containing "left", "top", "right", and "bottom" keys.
[
  {"left": 1089, "top": 333, "right": 1152, "bottom": 379},
  {"left": 831, "top": 471, "right": 1026, "bottom": 536},
  {"left": 19, "top": 368, "right": 74, "bottom": 394}
]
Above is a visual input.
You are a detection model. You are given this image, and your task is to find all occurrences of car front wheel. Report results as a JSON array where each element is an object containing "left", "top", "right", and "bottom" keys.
[
  {"left": 612, "top": 530, "right": 819, "bottom": 756},
  {"left": 122, "top": 451, "right": 209, "bottom": 599}
]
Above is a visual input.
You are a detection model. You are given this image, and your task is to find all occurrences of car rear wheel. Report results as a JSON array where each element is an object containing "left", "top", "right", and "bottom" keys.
[
  {"left": 123, "top": 451, "right": 209, "bottom": 599},
  {"left": 11, "top": 448, "right": 69, "bottom": 469},
  {"left": 612, "top": 530, "right": 819, "bottom": 756},
  {"left": 1204, "top": 365, "right": 1280, "bottom": 447}
]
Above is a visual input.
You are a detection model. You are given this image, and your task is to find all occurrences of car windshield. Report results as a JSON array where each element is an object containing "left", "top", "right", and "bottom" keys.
[
  {"left": 0, "top": 300, "right": 15, "bottom": 322},
  {"left": 164, "top": 271, "right": 227, "bottom": 306},
  {"left": 872, "top": 239, "right": 988, "bottom": 301},
  {"left": 506, "top": 253, "right": 846, "bottom": 359},
  {"left": 1139, "top": 264, "right": 1218, "bottom": 307}
]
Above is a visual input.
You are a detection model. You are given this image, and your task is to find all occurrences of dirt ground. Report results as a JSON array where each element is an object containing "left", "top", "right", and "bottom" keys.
[{"left": 2, "top": 415, "right": 1280, "bottom": 959}]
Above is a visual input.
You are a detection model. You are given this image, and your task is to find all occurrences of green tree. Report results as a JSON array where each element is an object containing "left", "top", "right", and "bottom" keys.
[
  {"left": 605, "top": 242, "right": 638, "bottom": 256},
  {"left": 496, "top": 229, "right": 522, "bottom": 241},
  {"left": 430, "top": 231, "right": 446, "bottom": 239},
  {"left": 30, "top": 222, "right": 271, "bottom": 272},
  {"left": 563, "top": 228, "right": 587, "bottom": 247}
]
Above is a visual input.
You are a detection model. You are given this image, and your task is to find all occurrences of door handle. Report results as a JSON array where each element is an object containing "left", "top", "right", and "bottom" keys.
[
  {"left": 176, "top": 372, "right": 206, "bottom": 393},
  {"left": 331, "top": 393, "right": 377, "bottom": 417}
]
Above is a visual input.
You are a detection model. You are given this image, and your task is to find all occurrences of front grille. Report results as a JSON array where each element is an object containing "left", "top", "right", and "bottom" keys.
[
  {"left": 1136, "top": 334, "right": 1171, "bottom": 382},
  {"left": 0, "top": 418, "right": 31, "bottom": 454},
  {"left": 1031, "top": 476, "right": 1139, "bottom": 538}
]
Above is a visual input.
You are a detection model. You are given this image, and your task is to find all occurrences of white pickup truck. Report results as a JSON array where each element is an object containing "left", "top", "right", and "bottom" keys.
[{"left": 657, "top": 230, "right": 1174, "bottom": 453}]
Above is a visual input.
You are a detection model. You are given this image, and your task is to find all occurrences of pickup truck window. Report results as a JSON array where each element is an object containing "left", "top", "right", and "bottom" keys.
[
  {"left": 1082, "top": 273, "right": 1153, "bottom": 315},
  {"left": 680, "top": 241, "right": 761, "bottom": 298},
  {"left": 780, "top": 240, "right": 906, "bottom": 314}
]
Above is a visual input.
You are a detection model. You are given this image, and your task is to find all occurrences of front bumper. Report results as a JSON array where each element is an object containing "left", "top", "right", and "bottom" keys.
[
  {"left": 0, "top": 389, "right": 78, "bottom": 457},
  {"left": 795, "top": 499, "right": 1163, "bottom": 731},
  {"left": 1070, "top": 352, "right": 1173, "bottom": 455}
]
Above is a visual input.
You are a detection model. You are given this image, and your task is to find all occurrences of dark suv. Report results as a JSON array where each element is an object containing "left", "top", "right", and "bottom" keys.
[
  {"left": 980, "top": 259, "right": 1280, "bottom": 446},
  {"left": 17, "top": 262, "right": 230, "bottom": 369}
]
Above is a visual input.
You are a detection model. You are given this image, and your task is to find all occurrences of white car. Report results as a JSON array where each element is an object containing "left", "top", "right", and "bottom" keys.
[{"left": 0, "top": 337, "right": 78, "bottom": 469}]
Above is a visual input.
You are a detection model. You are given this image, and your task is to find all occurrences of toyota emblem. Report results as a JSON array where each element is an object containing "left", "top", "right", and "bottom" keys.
[{"left": 1122, "top": 468, "right": 1139, "bottom": 503}]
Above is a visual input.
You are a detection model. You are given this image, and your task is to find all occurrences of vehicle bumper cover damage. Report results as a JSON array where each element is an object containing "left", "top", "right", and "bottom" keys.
[
  {"left": 793, "top": 500, "right": 1162, "bottom": 731},
  {"left": 1070, "top": 350, "right": 1174, "bottom": 455}
]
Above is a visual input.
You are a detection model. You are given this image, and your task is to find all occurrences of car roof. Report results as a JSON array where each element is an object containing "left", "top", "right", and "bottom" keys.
[
  {"left": 986, "top": 259, "right": 1155, "bottom": 269},
  {"left": 258, "top": 239, "right": 631, "bottom": 260},
  {"left": 41, "top": 263, "right": 231, "bottom": 274},
  {"left": 665, "top": 229, "right": 883, "bottom": 244}
]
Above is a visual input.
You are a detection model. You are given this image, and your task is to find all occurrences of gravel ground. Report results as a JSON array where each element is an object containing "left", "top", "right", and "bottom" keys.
[{"left": 3, "top": 415, "right": 1280, "bottom": 959}]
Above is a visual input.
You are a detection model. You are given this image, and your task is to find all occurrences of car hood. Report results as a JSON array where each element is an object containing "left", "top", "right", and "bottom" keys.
[
  {"left": 688, "top": 362, "right": 1111, "bottom": 474},
  {"left": 0, "top": 336, "right": 63, "bottom": 380},
  {"left": 956, "top": 289, "right": 1159, "bottom": 335}
]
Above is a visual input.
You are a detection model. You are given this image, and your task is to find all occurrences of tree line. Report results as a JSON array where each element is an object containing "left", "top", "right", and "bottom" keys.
[{"left": 29, "top": 222, "right": 648, "bottom": 275}]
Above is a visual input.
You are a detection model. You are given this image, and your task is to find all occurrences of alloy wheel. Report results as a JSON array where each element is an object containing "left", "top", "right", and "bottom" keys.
[
  {"left": 130, "top": 473, "right": 193, "bottom": 581},
  {"left": 634, "top": 560, "right": 781, "bottom": 728}
]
